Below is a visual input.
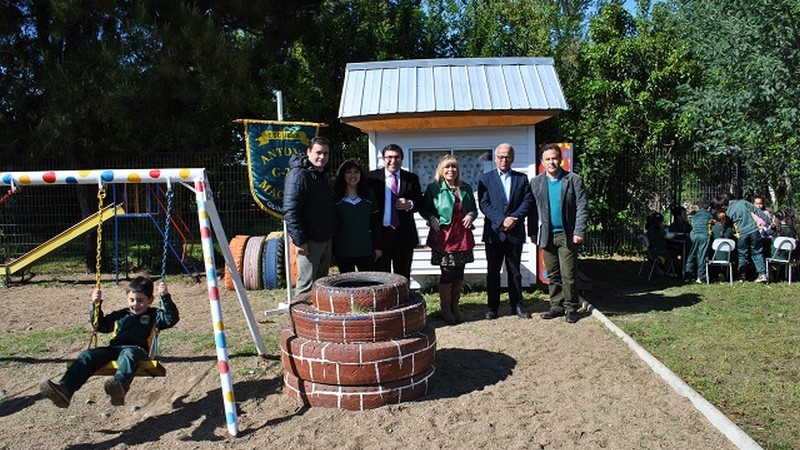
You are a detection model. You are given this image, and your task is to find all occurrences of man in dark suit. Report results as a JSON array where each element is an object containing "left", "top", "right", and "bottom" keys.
[
  {"left": 478, "top": 143, "right": 534, "bottom": 319},
  {"left": 367, "top": 144, "right": 423, "bottom": 280}
]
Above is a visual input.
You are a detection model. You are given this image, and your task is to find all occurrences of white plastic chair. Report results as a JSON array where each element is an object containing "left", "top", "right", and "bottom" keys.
[
  {"left": 766, "top": 236, "right": 797, "bottom": 285},
  {"left": 706, "top": 238, "right": 735, "bottom": 285}
]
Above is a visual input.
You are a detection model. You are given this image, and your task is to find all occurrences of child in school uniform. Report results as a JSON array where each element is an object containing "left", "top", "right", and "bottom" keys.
[
  {"left": 683, "top": 199, "right": 713, "bottom": 284},
  {"left": 39, "top": 276, "right": 179, "bottom": 408},
  {"left": 708, "top": 210, "right": 736, "bottom": 281},
  {"left": 719, "top": 193, "right": 771, "bottom": 282}
]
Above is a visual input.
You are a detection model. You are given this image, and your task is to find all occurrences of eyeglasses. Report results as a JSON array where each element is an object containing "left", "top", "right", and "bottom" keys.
[{"left": 495, "top": 155, "right": 512, "bottom": 160}]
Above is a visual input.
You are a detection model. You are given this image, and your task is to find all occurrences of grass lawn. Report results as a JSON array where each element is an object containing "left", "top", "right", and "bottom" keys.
[{"left": 578, "top": 257, "right": 800, "bottom": 450}]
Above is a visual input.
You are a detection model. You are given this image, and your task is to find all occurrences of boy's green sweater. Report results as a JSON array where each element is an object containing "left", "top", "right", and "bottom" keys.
[{"left": 726, "top": 200, "right": 769, "bottom": 237}]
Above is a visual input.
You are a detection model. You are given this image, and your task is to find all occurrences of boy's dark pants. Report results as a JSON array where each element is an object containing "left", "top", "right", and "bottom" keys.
[
  {"left": 737, "top": 231, "right": 766, "bottom": 275},
  {"left": 60, "top": 345, "right": 148, "bottom": 394},
  {"left": 684, "top": 235, "right": 710, "bottom": 280}
]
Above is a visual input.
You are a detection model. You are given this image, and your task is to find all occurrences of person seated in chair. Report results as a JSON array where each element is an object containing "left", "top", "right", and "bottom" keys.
[{"left": 645, "top": 211, "right": 678, "bottom": 277}]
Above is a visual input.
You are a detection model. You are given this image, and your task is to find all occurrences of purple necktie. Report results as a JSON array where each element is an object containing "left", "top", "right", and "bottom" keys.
[{"left": 390, "top": 173, "right": 400, "bottom": 229}]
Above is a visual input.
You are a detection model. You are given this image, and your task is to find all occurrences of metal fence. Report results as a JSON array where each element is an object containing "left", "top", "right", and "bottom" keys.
[
  {"left": 581, "top": 148, "right": 744, "bottom": 256},
  {"left": 0, "top": 148, "right": 756, "bottom": 277}
]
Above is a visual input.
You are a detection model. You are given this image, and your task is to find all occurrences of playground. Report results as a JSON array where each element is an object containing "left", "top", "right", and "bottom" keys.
[{"left": 0, "top": 270, "right": 738, "bottom": 450}]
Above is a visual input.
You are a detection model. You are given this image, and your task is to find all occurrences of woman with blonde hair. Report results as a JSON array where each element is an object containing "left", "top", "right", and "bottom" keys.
[{"left": 420, "top": 154, "right": 477, "bottom": 324}]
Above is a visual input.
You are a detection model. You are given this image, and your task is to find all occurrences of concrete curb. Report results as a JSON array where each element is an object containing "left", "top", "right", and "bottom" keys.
[{"left": 589, "top": 307, "right": 764, "bottom": 450}]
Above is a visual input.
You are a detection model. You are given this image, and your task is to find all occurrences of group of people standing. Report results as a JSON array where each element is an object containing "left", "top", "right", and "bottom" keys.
[{"left": 283, "top": 138, "right": 588, "bottom": 325}]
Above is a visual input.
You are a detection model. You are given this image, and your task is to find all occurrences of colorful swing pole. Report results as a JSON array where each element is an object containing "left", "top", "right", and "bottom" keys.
[{"left": 193, "top": 176, "right": 239, "bottom": 438}]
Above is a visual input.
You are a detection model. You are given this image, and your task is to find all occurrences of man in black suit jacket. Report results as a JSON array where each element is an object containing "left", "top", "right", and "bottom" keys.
[
  {"left": 367, "top": 144, "right": 423, "bottom": 280},
  {"left": 478, "top": 143, "right": 534, "bottom": 319}
]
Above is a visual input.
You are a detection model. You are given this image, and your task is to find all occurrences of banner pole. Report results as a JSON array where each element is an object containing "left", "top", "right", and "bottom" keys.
[
  {"left": 283, "top": 221, "right": 293, "bottom": 304},
  {"left": 275, "top": 90, "right": 292, "bottom": 305},
  {"left": 275, "top": 90, "right": 284, "bottom": 122}
]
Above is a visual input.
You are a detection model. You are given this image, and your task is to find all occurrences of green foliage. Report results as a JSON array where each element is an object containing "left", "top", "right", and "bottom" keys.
[
  {"left": 2, "top": 0, "right": 799, "bottom": 253},
  {"left": 677, "top": 0, "right": 800, "bottom": 206},
  {"left": 558, "top": 2, "right": 700, "bottom": 252},
  {"left": 452, "top": 0, "right": 555, "bottom": 57},
  {"left": 0, "top": 0, "right": 324, "bottom": 164}
]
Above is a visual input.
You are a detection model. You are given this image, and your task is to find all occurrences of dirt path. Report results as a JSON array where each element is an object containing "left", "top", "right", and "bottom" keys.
[{"left": 0, "top": 276, "right": 735, "bottom": 449}]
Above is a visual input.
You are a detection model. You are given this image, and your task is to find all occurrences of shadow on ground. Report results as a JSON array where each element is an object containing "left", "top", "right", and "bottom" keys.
[
  {"left": 61, "top": 376, "right": 284, "bottom": 449},
  {"left": 569, "top": 257, "right": 704, "bottom": 317},
  {"left": 424, "top": 348, "right": 515, "bottom": 400}
]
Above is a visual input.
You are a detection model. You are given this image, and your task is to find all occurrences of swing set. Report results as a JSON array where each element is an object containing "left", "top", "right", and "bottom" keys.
[{"left": 0, "top": 168, "right": 263, "bottom": 438}]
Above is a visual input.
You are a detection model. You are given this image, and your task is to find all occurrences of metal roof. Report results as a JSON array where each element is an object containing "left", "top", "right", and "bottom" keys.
[{"left": 338, "top": 57, "right": 568, "bottom": 120}]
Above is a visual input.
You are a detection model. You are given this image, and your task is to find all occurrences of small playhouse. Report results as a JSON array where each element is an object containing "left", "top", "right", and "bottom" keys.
[{"left": 338, "top": 57, "right": 568, "bottom": 288}]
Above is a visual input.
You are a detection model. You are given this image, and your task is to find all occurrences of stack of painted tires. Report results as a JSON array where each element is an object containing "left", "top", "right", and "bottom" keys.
[
  {"left": 224, "top": 232, "right": 295, "bottom": 290},
  {"left": 281, "top": 272, "right": 436, "bottom": 410}
]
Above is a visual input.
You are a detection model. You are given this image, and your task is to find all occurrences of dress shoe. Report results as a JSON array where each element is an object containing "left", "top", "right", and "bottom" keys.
[
  {"left": 565, "top": 312, "right": 579, "bottom": 324},
  {"left": 540, "top": 310, "right": 565, "bottom": 320},
  {"left": 484, "top": 310, "right": 498, "bottom": 320},
  {"left": 513, "top": 305, "right": 532, "bottom": 319}
]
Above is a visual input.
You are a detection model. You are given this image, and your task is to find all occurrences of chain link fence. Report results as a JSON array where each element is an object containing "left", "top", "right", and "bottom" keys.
[{"left": 0, "top": 147, "right": 759, "bottom": 278}]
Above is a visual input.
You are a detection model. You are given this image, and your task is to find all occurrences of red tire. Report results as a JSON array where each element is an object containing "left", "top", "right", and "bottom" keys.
[
  {"left": 290, "top": 292, "right": 427, "bottom": 343},
  {"left": 311, "top": 271, "right": 409, "bottom": 313},
  {"left": 224, "top": 235, "right": 249, "bottom": 291},
  {"left": 280, "top": 325, "right": 436, "bottom": 386},
  {"left": 283, "top": 365, "right": 435, "bottom": 410}
]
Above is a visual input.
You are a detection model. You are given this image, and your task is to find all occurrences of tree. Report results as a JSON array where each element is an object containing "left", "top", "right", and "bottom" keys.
[
  {"left": 677, "top": 0, "right": 800, "bottom": 207},
  {"left": 559, "top": 2, "right": 698, "bottom": 252},
  {"left": 275, "top": 0, "right": 451, "bottom": 162},
  {"left": 0, "top": 1, "right": 325, "bottom": 165}
]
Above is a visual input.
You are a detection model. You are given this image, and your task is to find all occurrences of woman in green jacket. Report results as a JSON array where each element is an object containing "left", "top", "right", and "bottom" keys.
[{"left": 421, "top": 154, "right": 477, "bottom": 324}]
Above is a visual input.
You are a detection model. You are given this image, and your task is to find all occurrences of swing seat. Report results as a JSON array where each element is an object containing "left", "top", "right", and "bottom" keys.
[{"left": 67, "top": 360, "right": 167, "bottom": 377}]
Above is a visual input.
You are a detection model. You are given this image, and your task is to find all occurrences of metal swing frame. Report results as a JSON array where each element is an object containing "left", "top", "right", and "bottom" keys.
[{"left": 0, "top": 168, "right": 262, "bottom": 438}]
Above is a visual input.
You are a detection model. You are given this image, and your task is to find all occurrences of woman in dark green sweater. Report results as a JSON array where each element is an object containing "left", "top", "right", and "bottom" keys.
[{"left": 332, "top": 159, "right": 382, "bottom": 273}]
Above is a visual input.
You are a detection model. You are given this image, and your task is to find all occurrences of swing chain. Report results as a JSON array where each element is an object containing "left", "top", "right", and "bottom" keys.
[
  {"left": 161, "top": 187, "right": 174, "bottom": 282},
  {"left": 95, "top": 188, "right": 106, "bottom": 289},
  {"left": 150, "top": 186, "right": 174, "bottom": 360},
  {"left": 89, "top": 187, "right": 107, "bottom": 349}
]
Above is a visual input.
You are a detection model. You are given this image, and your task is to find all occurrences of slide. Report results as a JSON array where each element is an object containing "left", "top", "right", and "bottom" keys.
[{"left": 1, "top": 203, "right": 125, "bottom": 278}]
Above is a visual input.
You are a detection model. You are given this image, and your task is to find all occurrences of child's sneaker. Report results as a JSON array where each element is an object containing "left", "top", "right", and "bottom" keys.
[
  {"left": 103, "top": 377, "right": 127, "bottom": 406},
  {"left": 695, "top": 278, "right": 703, "bottom": 284},
  {"left": 39, "top": 380, "right": 71, "bottom": 408},
  {"left": 755, "top": 274, "right": 768, "bottom": 283}
]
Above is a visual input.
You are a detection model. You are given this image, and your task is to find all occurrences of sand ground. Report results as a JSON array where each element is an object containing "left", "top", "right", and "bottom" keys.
[{"left": 0, "top": 274, "right": 735, "bottom": 449}]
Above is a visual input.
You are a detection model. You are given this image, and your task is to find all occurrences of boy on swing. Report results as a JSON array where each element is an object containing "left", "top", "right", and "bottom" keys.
[{"left": 39, "top": 276, "right": 179, "bottom": 408}]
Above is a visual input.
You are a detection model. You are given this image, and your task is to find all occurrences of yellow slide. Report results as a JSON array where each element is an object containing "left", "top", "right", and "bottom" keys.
[{"left": 1, "top": 203, "right": 125, "bottom": 278}]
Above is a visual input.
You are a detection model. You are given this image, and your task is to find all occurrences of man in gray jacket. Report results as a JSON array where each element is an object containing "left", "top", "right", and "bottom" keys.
[{"left": 528, "top": 143, "right": 588, "bottom": 323}]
